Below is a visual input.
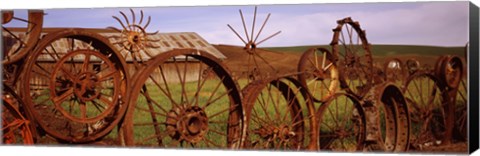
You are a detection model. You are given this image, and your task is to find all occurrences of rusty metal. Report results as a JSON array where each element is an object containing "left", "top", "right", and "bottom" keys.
[
  {"left": 316, "top": 93, "right": 366, "bottom": 151},
  {"left": 108, "top": 9, "right": 160, "bottom": 66},
  {"left": 2, "top": 10, "right": 44, "bottom": 65},
  {"left": 227, "top": 6, "right": 282, "bottom": 81},
  {"left": 383, "top": 58, "right": 406, "bottom": 83},
  {"left": 298, "top": 47, "right": 340, "bottom": 103},
  {"left": 2, "top": 84, "right": 34, "bottom": 144},
  {"left": 402, "top": 72, "right": 445, "bottom": 149},
  {"left": 2, "top": 10, "right": 45, "bottom": 144},
  {"left": 433, "top": 55, "right": 464, "bottom": 145},
  {"left": 363, "top": 83, "right": 410, "bottom": 152},
  {"left": 330, "top": 17, "right": 373, "bottom": 99},
  {"left": 405, "top": 59, "right": 421, "bottom": 75},
  {"left": 123, "top": 49, "right": 243, "bottom": 149},
  {"left": 241, "top": 75, "right": 317, "bottom": 150},
  {"left": 21, "top": 28, "right": 130, "bottom": 143}
]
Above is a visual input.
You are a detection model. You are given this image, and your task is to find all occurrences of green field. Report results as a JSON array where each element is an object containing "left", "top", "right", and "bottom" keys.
[{"left": 264, "top": 44, "right": 465, "bottom": 57}]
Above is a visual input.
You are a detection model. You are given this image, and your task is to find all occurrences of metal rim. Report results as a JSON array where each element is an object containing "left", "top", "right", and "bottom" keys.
[
  {"left": 2, "top": 10, "right": 44, "bottom": 65},
  {"left": 330, "top": 17, "right": 373, "bottom": 99},
  {"left": 316, "top": 93, "right": 366, "bottom": 151},
  {"left": 241, "top": 76, "right": 317, "bottom": 150},
  {"left": 298, "top": 47, "right": 340, "bottom": 103},
  {"left": 403, "top": 72, "right": 445, "bottom": 149},
  {"left": 21, "top": 28, "right": 129, "bottom": 143},
  {"left": 123, "top": 49, "right": 244, "bottom": 149},
  {"left": 2, "top": 84, "right": 34, "bottom": 144},
  {"left": 439, "top": 56, "right": 463, "bottom": 89},
  {"left": 48, "top": 49, "right": 122, "bottom": 124},
  {"left": 383, "top": 58, "right": 406, "bottom": 84}
]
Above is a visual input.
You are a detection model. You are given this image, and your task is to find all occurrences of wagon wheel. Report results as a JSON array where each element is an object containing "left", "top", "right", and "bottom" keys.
[
  {"left": 316, "top": 93, "right": 366, "bottom": 152},
  {"left": 383, "top": 58, "right": 406, "bottom": 84},
  {"left": 330, "top": 17, "right": 373, "bottom": 98},
  {"left": 227, "top": 6, "right": 282, "bottom": 82},
  {"left": 123, "top": 49, "right": 243, "bottom": 149},
  {"left": 403, "top": 72, "right": 445, "bottom": 148},
  {"left": 298, "top": 47, "right": 340, "bottom": 103},
  {"left": 2, "top": 10, "right": 43, "bottom": 65},
  {"left": 107, "top": 9, "right": 159, "bottom": 68},
  {"left": 242, "top": 76, "right": 317, "bottom": 150},
  {"left": 21, "top": 28, "right": 129, "bottom": 143},
  {"left": 454, "top": 78, "right": 467, "bottom": 141},
  {"left": 453, "top": 46, "right": 468, "bottom": 141},
  {"left": 2, "top": 84, "right": 34, "bottom": 144},
  {"left": 438, "top": 56, "right": 463, "bottom": 89},
  {"left": 406, "top": 59, "right": 421, "bottom": 76}
]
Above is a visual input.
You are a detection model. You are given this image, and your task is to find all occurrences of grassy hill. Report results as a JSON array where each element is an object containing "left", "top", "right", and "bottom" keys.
[
  {"left": 263, "top": 44, "right": 466, "bottom": 57},
  {"left": 214, "top": 44, "right": 467, "bottom": 80}
]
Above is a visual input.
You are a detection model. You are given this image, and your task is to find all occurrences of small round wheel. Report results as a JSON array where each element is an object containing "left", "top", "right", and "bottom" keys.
[
  {"left": 2, "top": 10, "right": 44, "bottom": 65},
  {"left": 406, "top": 59, "right": 421, "bottom": 75},
  {"left": 316, "top": 93, "right": 366, "bottom": 152},
  {"left": 438, "top": 56, "right": 463, "bottom": 89},
  {"left": 2, "top": 84, "right": 34, "bottom": 144},
  {"left": 49, "top": 50, "right": 122, "bottom": 124},
  {"left": 123, "top": 49, "right": 243, "bottom": 149},
  {"left": 242, "top": 76, "right": 317, "bottom": 150},
  {"left": 298, "top": 47, "right": 340, "bottom": 103},
  {"left": 330, "top": 17, "right": 373, "bottom": 98},
  {"left": 108, "top": 9, "right": 159, "bottom": 66},
  {"left": 383, "top": 58, "right": 406, "bottom": 84},
  {"left": 21, "top": 28, "right": 129, "bottom": 143},
  {"left": 403, "top": 72, "right": 444, "bottom": 148}
]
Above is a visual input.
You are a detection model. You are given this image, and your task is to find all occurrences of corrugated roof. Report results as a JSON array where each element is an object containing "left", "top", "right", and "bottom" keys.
[{"left": 3, "top": 28, "right": 226, "bottom": 61}]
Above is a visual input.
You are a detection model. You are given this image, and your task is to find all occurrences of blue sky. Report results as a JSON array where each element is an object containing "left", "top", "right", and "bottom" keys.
[{"left": 4, "top": 1, "right": 470, "bottom": 47}]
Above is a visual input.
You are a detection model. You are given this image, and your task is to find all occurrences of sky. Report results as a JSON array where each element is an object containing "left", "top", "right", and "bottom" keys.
[{"left": 3, "top": 1, "right": 470, "bottom": 47}]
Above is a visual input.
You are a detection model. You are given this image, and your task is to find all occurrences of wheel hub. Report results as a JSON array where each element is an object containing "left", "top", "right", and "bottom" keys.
[
  {"left": 74, "top": 72, "right": 100, "bottom": 102},
  {"left": 254, "top": 124, "right": 295, "bottom": 140},
  {"left": 166, "top": 106, "right": 209, "bottom": 143}
]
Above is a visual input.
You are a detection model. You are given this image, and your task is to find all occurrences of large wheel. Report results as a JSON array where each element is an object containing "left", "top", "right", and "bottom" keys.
[
  {"left": 330, "top": 17, "right": 373, "bottom": 98},
  {"left": 316, "top": 93, "right": 366, "bottom": 152},
  {"left": 241, "top": 76, "right": 317, "bottom": 150},
  {"left": 123, "top": 49, "right": 243, "bottom": 149},
  {"left": 298, "top": 47, "right": 340, "bottom": 103},
  {"left": 2, "top": 10, "right": 43, "bottom": 65},
  {"left": 2, "top": 84, "right": 34, "bottom": 144},
  {"left": 403, "top": 72, "right": 444, "bottom": 148},
  {"left": 21, "top": 28, "right": 129, "bottom": 143}
]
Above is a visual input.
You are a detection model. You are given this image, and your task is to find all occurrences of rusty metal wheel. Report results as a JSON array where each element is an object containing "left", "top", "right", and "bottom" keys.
[
  {"left": 363, "top": 84, "right": 410, "bottom": 152},
  {"left": 454, "top": 78, "right": 467, "bottom": 141},
  {"left": 330, "top": 17, "right": 373, "bottom": 98},
  {"left": 298, "top": 47, "right": 340, "bottom": 103},
  {"left": 438, "top": 56, "right": 463, "bottom": 89},
  {"left": 403, "top": 72, "right": 444, "bottom": 148},
  {"left": 227, "top": 6, "right": 282, "bottom": 82},
  {"left": 21, "top": 28, "right": 129, "bottom": 143},
  {"left": 2, "top": 84, "right": 34, "bottom": 144},
  {"left": 241, "top": 76, "right": 317, "bottom": 150},
  {"left": 2, "top": 10, "right": 43, "bottom": 65},
  {"left": 108, "top": 9, "right": 159, "bottom": 67},
  {"left": 316, "top": 93, "right": 366, "bottom": 152},
  {"left": 406, "top": 59, "right": 421, "bottom": 76},
  {"left": 383, "top": 58, "right": 406, "bottom": 84},
  {"left": 123, "top": 49, "right": 243, "bottom": 149}
]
